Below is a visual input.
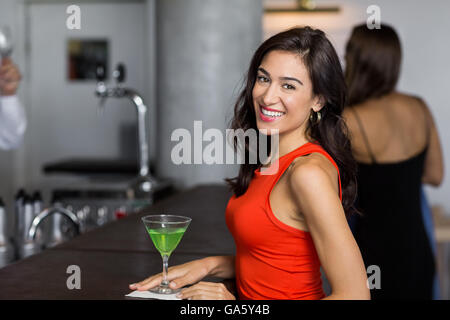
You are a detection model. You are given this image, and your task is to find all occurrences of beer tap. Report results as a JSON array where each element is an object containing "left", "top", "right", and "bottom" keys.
[{"left": 94, "top": 63, "right": 158, "bottom": 199}]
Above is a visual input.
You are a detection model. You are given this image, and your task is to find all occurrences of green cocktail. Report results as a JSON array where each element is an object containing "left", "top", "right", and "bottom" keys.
[
  {"left": 146, "top": 227, "right": 186, "bottom": 256},
  {"left": 141, "top": 215, "right": 191, "bottom": 294}
]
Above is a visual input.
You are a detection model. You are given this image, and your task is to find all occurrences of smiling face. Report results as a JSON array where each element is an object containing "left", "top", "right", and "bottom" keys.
[{"left": 252, "top": 50, "right": 322, "bottom": 140}]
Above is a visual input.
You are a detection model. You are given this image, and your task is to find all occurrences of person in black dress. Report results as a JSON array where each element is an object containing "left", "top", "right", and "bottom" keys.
[{"left": 343, "top": 24, "right": 444, "bottom": 299}]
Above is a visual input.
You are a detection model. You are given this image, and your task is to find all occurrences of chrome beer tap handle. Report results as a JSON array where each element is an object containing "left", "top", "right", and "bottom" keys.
[{"left": 94, "top": 63, "right": 158, "bottom": 198}]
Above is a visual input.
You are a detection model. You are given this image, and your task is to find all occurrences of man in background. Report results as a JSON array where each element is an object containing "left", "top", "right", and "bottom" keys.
[{"left": 0, "top": 56, "right": 26, "bottom": 150}]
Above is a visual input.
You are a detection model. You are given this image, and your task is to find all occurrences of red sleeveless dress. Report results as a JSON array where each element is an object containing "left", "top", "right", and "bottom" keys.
[{"left": 225, "top": 141, "right": 342, "bottom": 300}]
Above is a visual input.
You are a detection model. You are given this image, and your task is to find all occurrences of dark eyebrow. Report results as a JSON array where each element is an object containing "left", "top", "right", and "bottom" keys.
[{"left": 257, "top": 67, "right": 303, "bottom": 86}]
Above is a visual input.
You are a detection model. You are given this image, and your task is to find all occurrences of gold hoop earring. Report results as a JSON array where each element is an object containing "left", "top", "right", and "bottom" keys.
[{"left": 309, "top": 110, "right": 321, "bottom": 124}]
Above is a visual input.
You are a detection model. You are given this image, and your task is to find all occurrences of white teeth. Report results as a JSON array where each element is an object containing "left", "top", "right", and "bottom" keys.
[{"left": 261, "top": 107, "right": 284, "bottom": 117}]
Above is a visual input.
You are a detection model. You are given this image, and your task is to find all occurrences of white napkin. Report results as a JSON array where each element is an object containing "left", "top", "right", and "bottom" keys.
[{"left": 126, "top": 290, "right": 182, "bottom": 300}]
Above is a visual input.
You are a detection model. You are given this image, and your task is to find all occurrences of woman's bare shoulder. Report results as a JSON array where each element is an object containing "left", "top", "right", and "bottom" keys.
[
  {"left": 288, "top": 153, "right": 338, "bottom": 193},
  {"left": 389, "top": 92, "right": 432, "bottom": 125},
  {"left": 286, "top": 153, "right": 341, "bottom": 221},
  {"left": 392, "top": 91, "right": 427, "bottom": 108}
]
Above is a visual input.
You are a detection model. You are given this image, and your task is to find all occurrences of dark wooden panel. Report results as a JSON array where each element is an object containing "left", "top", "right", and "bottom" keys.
[
  {"left": 0, "top": 248, "right": 218, "bottom": 299},
  {"left": 55, "top": 184, "right": 235, "bottom": 255},
  {"left": 0, "top": 184, "right": 236, "bottom": 299}
]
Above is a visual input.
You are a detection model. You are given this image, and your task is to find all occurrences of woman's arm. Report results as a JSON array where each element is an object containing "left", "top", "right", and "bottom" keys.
[
  {"left": 169, "top": 255, "right": 235, "bottom": 289},
  {"left": 420, "top": 101, "right": 444, "bottom": 186},
  {"left": 172, "top": 256, "right": 236, "bottom": 300},
  {"left": 289, "top": 157, "right": 370, "bottom": 300},
  {"left": 204, "top": 255, "right": 235, "bottom": 279}
]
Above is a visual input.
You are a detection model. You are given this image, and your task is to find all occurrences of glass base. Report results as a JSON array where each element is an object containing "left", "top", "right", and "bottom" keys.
[{"left": 149, "top": 285, "right": 180, "bottom": 295}]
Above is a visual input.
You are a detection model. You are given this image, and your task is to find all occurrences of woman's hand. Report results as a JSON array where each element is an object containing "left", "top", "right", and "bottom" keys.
[
  {"left": 129, "top": 258, "right": 210, "bottom": 292},
  {"left": 177, "top": 281, "right": 236, "bottom": 300}
]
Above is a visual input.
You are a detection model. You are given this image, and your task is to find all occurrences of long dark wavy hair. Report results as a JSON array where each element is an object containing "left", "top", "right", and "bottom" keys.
[{"left": 225, "top": 26, "right": 358, "bottom": 217}]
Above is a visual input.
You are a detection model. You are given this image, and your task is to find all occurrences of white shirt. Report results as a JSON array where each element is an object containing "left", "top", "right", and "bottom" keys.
[{"left": 0, "top": 95, "right": 26, "bottom": 150}]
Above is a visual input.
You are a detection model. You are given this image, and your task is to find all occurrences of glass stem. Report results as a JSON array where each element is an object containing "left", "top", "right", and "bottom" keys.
[{"left": 161, "top": 254, "right": 170, "bottom": 287}]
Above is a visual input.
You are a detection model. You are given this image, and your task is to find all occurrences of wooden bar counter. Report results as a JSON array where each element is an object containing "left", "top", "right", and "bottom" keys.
[{"left": 0, "top": 184, "right": 235, "bottom": 299}]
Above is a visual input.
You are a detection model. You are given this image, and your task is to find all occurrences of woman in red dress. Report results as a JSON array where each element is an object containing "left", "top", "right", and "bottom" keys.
[{"left": 130, "top": 27, "right": 369, "bottom": 300}]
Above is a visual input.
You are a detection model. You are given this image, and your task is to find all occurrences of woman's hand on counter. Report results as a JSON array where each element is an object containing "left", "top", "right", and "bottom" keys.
[
  {"left": 176, "top": 281, "right": 236, "bottom": 300},
  {"left": 129, "top": 258, "right": 211, "bottom": 291}
]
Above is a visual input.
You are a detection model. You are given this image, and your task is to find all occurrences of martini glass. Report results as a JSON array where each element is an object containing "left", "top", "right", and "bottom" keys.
[{"left": 141, "top": 214, "right": 191, "bottom": 294}]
